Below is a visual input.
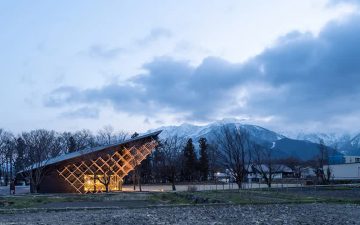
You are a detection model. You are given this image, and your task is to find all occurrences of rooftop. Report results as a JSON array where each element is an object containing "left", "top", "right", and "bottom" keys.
[{"left": 18, "top": 130, "right": 161, "bottom": 173}]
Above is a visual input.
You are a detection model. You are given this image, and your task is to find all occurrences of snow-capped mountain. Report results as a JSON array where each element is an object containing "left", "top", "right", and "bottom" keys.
[
  {"left": 148, "top": 119, "right": 352, "bottom": 160},
  {"left": 295, "top": 132, "right": 360, "bottom": 155},
  {"left": 154, "top": 123, "right": 203, "bottom": 140},
  {"left": 350, "top": 134, "right": 360, "bottom": 149},
  {"left": 344, "top": 134, "right": 360, "bottom": 155},
  {"left": 151, "top": 119, "right": 284, "bottom": 145},
  {"left": 295, "top": 132, "right": 344, "bottom": 146}
]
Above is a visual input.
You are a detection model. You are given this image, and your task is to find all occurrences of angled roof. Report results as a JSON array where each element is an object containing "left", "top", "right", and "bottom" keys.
[
  {"left": 18, "top": 130, "right": 161, "bottom": 173},
  {"left": 248, "top": 164, "right": 292, "bottom": 173}
]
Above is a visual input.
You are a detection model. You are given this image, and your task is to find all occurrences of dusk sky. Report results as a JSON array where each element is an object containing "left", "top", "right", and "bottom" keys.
[{"left": 1, "top": 0, "right": 360, "bottom": 134}]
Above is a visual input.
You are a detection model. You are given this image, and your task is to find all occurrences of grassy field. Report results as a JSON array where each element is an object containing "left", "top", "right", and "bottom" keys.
[
  {"left": 1, "top": 187, "right": 360, "bottom": 210},
  {"left": 0, "top": 194, "right": 101, "bottom": 208},
  {"left": 150, "top": 188, "right": 360, "bottom": 205}
]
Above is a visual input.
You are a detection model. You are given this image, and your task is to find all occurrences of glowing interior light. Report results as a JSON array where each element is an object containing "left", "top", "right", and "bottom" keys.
[{"left": 57, "top": 140, "right": 158, "bottom": 193}]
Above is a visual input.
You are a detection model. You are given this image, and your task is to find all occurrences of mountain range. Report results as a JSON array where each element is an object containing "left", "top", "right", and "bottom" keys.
[
  {"left": 149, "top": 119, "right": 360, "bottom": 160},
  {"left": 295, "top": 132, "right": 360, "bottom": 155}
]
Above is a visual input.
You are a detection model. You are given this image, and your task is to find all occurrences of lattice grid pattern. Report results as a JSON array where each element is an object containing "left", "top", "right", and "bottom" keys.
[{"left": 57, "top": 139, "right": 158, "bottom": 193}]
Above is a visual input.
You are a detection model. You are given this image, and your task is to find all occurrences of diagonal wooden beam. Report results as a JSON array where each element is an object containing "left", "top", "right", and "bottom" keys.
[{"left": 57, "top": 139, "right": 158, "bottom": 193}]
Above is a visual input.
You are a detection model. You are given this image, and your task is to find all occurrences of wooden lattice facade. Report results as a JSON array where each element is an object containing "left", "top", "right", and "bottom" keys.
[
  {"left": 21, "top": 131, "right": 160, "bottom": 193},
  {"left": 57, "top": 140, "right": 157, "bottom": 193}
]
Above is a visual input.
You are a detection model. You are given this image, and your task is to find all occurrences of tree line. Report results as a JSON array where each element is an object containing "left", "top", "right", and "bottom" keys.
[
  {"left": 0, "top": 126, "right": 128, "bottom": 185},
  {"left": 0, "top": 125, "right": 332, "bottom": 191},
  {"left": 142, "top": 125, "right": 333, "bottom": 190}
]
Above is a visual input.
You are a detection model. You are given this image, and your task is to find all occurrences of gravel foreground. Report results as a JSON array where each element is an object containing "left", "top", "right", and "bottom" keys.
[{"left": 0, "top": 203, "right": 359, "bottom": 225}]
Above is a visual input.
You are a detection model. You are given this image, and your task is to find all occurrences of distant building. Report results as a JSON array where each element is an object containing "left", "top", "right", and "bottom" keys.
[
  {"left": 214, "top": 171, "right": 231, "bottom": 183},
  {"left": 344, "top": 156, "right": 360, "bottom": 164},
  {"left": 247, "top": 164, "right": 294, "bottom": 181},
  {"left": 324, "top": 163, "right": 360, "bottom": 180},
  {"left": 329, "top": 155, "right": 360, "bottom": 165},
  {"left": 300, "top": 167, "right": 316, "bottom": 179}
]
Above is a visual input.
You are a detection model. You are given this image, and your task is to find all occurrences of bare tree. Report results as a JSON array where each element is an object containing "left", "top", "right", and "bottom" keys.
[
  {"left": 131, "top": 154, "right": 152, "bottom": 192},
  {"left": 14, "top": 137, "right": 26, "bottom": 174},
  {"left": 155, "top": 136, "right": 184, "bottom": 191},
  {"left": 77, "top": 145, "right": 118, "bottom": 193},
  {"left": 96, "top": 126, "right": 129, "bottom": 146},
  {"left": 252, "top": 144, "right": 282, "bottom": 188},
  {"left": 96, "top": 162, "right": 115, "bottom": 193},
  {"left": 114, "top": 131, "right": 129, "bottom": 143},
  {"left": 135, "top": 167, "right": 142, "bottom": 191},
  {"left": 280, "top": 156, "right": 304, "bottom": 178},
  {"left": 213, "top": 125, "right": 252, "bottom": 189},
  {"left": 0, "top": 129, "right": 8, "bottom": 184},
  {"left": 5, "top": 140, "right": 16, "bottom": 183},
  {"left": 96, "top": 125, "right": 115, "bottom": 145},
  {"left": 86, "top": 131, "right": 131, "bottom": 192},
  {"left": 315, "top": 139, "right": 332, "bottom": 184},
  {"left": 207, "top": 143, "right": 222, "bottom": 181},
  {"left": 61, "top": 129, "right": 97, "bottom": 153},
  {"left": 21, "top": 130, "right": 62, "bottom": 193},
  {"left": 74, "top": 129, "right": 97, "bottom": 149},
  {"left": 0, "top": 129, "right": 15, "bottom": 185}
]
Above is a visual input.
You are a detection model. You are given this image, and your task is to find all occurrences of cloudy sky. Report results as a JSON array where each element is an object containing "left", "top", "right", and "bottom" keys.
[{"left": 1, "top": 0, "right": 360, "bottom": 134}]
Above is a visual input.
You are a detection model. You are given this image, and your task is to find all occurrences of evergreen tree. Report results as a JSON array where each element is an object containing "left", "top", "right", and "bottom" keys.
[
  {"left": 183, "top": 138, "right": 197, "bottom": 181},
  {"left": 68, "top": 136, "right": 77, "bottom": 153},
  {"left": 198, "top": 137, "right": 209, "bottom": 181}
]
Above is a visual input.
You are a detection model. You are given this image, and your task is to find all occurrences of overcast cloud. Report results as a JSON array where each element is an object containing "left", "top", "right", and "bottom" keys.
[
  {"left": 45, "top": 13, "right": 360, "bottom": 132},
  {"left": 1, "top": 0, "right": 359, "bottom": 133}
]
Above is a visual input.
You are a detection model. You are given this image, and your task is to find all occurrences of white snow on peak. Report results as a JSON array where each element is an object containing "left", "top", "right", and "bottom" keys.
[
  {"left": 295, "top": 132, "right": 353, "bottom": 147},
  {"left": 149, "top": 119, "right": 285, "bottom": 143}
]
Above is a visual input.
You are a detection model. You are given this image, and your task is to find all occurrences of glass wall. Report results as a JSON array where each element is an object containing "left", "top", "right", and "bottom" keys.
[{"left": 83, "top": 175, "right": 122, "bottom": 192}]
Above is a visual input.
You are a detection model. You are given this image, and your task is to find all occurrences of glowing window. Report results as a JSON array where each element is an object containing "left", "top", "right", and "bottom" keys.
[{"left": 83, "top": 175, "right": 122, "bottom": 192}]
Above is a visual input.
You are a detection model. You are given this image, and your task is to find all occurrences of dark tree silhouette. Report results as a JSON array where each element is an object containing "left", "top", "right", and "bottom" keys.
[
  {"left": 155, "top": 136, "right": 184, "bottom": 190},
  {"left": 68, "top": 136, "right": 77, "bottom": 153},
  {"left": 22, "top": 129, "right": 62, "bottom": 193},
  {"left": 131, "top": 132, "right": 139, "bottom": 138},
  {"left": 183, "top": 138, "right": 197, "bottom": 181},
  {"left": 198, "top": 137, "right": 209, "bottom": 181},
  {"left": 252, "top": 144, "right": 282, "bottom": 188},
  {"left": 315, "top": 139, "right": 332, "bottom": 184},
  {"left": 14, "top": 137, "right": 26, "bottom": 173},
  {"left": 213, "top": 125, "right": 252, "bottom": 189}
]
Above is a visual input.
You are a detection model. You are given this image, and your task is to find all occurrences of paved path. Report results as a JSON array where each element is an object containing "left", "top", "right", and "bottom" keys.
[
  {"left": 0, "top": 183, "right": 301, "bottom": 195},
  {"left": 122, "top": 182, "right": 301, "bottom": 192},
  {"left": 0, "top": 186, "right": 29, "bottom": 196}
]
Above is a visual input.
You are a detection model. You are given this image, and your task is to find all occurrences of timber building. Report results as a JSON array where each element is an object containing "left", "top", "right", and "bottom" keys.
[{"left": 18, "top": 131, "right": 161, "bottom": 193}]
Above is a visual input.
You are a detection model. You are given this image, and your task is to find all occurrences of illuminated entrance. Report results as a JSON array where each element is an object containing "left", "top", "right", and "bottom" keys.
[{"left": 83, "top": 175, "right": 122, "bottom": 192}]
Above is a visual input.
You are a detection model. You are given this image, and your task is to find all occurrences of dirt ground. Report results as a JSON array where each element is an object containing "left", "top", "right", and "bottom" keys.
[
  {"left": 1, "top": 186, "right": 360, "bottom": 224},
  {"left": 1, "top": 203, "right": 360, "bottom": 225}
]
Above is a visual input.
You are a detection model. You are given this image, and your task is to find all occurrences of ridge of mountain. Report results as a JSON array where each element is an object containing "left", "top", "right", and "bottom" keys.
[
  {"left": 149, "top": 120, "right": 345, "bottom": 160},
  {"left": 151, "top": 119, "right": 284, "bottom": 144}
]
